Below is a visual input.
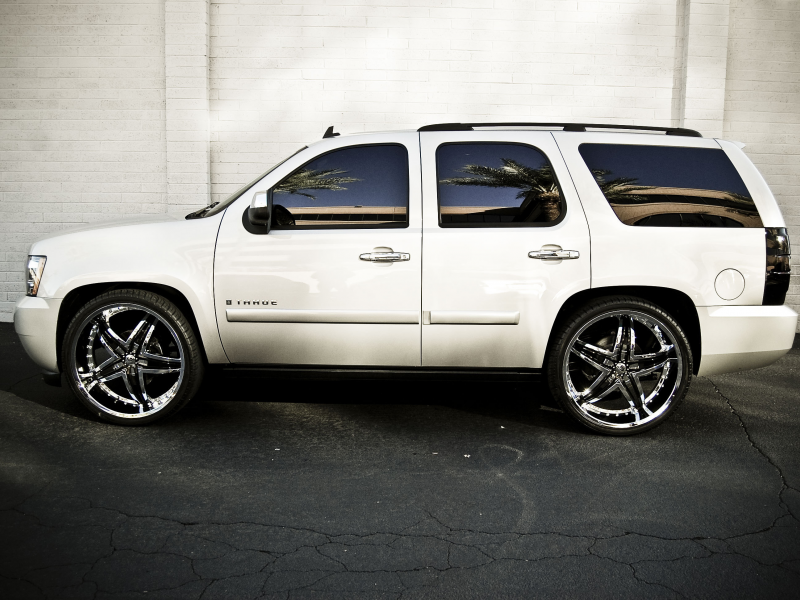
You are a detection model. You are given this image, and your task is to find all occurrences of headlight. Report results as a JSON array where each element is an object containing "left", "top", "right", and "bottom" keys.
[{"left": 26, "top": 255, "right": 47, "bottom": 297}]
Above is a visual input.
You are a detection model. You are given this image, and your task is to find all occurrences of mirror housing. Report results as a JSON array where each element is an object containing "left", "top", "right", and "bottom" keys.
[{"left": 247, "top": 191, "right": 271, "bottom": 230}]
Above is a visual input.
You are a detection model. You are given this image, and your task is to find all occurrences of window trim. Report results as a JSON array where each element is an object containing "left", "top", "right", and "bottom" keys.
[
  {"left": 435, "top": 141, "right": 567, "bottom": 229},
  {"left": 269, "top": 142, "right": 411, "bottom": 231}
]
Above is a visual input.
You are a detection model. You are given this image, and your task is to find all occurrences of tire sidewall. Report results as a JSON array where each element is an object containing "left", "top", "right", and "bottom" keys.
[
  {"left": 547, "top": 297, "right": 693, "bottom": 436},
  {"left": 62, "top": 289, "right": 203, "bottom": 426}
]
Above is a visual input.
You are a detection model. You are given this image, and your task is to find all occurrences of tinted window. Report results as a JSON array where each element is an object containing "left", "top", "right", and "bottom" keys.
[
  {"left": 578, "top": 144, "right": 762, "bottom": 228},
  {"left": 271, "top": 144, "right": 408, "bottom": 229},
  {"left": 436, "top": 143, "right": 563, "bottom": 227}
]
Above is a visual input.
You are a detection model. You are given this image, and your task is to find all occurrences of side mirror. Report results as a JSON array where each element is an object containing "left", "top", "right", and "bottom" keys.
[{"left": 247, "top": 191, "right": 271, "bottom": 229}]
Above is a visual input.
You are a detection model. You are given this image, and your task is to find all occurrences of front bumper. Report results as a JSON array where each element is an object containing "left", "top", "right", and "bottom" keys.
[
  {"left": 13, "top": 296, "right": 63, "bottom": 374},
  {"left": 697, "top": 305, "right": 798, "bottom": 376}
]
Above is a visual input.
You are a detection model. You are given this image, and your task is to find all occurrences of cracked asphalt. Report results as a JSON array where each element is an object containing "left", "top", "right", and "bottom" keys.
[{"left": 1, "top": 322, "right": 799, "bottom": 599}]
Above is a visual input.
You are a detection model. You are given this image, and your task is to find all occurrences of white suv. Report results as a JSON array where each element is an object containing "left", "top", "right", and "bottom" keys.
[{"left": 14, "top": 123, "right": 797, "bottom": 435}]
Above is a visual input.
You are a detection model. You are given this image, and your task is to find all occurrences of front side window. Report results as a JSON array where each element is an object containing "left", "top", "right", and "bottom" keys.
[
  {"left": 578, "top": 144, "right": 762, "bottom": 228},
  {"left": 271, "top": 144, "right": 409, "bottom": 229},
  {"left": 436, "top": 143, "right": 564, "bottom": 227}
]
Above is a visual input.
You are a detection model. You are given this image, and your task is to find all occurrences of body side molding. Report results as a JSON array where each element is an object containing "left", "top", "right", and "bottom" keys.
[
  {"left": 428, "top": 311, "right": 520, "bottom": 325},
  {"left": 226, "top": 308, "right": 420, "bottom": 324}
]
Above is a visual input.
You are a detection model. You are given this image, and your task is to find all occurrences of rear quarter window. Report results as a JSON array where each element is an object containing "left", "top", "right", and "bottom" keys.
[{"left": 578, "top": 144, "right": 762, "bottom": 228}]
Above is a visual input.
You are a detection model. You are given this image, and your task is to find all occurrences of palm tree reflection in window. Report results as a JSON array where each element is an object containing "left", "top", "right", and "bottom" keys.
[
  {"left": 587, "top": 169, "right": 761, "bottom": 227},
  {"left": 272, "top": 168, "right": 361, "bottom": 226},
  {"left": 274, "top": 168, "right": 360, "bottom": 199},
  {"left": 439, "top": 158, "right": 563, "bottom": 222}
]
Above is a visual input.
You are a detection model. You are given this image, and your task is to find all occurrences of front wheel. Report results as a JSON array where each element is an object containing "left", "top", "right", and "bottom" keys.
[
  {"left": 62, "top": 289, "right": 204, "bottom": 425},
  {"left": 547, "top": 297, "right": 693, "bottom": 436}
]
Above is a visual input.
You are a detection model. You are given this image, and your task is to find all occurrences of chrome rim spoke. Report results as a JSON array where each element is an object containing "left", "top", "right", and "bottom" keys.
[
  {"left": 570, "top": 345, "right": 609, "bottom": 373},
  {"left": 563, "top": 309, "right": 684, "bottom": 429},
  {"left": 574, "top": 338, "right": 615, "bottom": 359},
  {"left": 612, "top": 317, "right": 625, "bottom": 357},
  {"left": 71, "top": 303, "right": 186, "bottom": 419},
  {"left": 140, "top": 351, "right": 181, "bottom": 364},
  {"left": 617, "top": 379, "right": 642, "bottom": 422},
  {"left": 140, "top": 367, "right": 180, "bottom": 375},
  {"left": 583, "top": 378, "right": 621, "bottom": 405},
  {"left": 122, "top": 373, "right": 139, "bottom": 404}
]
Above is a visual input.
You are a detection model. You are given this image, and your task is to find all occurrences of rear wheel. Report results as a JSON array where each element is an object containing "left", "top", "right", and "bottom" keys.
[
  {"left": 62, "top": 289, "right": 204, "bottom": 425},
  {"left": 547, "top": 297, "right": 692, "bottom": 435}
]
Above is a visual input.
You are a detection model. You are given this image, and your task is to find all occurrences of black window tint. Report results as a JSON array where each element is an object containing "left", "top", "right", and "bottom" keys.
[
  {"left": 271, "top": 144, "right": 408, "bottom": 229},
  {"left": 436, "top": 143, "right": 563, "bottom": 227},
  {"left": 578, "top": 144, "right": 762, "bottom": 228}
]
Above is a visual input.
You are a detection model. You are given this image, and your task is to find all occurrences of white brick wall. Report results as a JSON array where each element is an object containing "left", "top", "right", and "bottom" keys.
[
  {"left": 679, "top": 0, "right": 731, "bottom": 137},
  {"left": 1, "top": 0, "right": 799, "bottom": 330},
  {"left": 723, "top": 0, "right": 800, "bottom": 317},
  {"left": 209, "top": 0, "right": 684, "bottom": 201},
  {"left": 166, "top": 0, "right": 210, "bottom": 213},
  {"left": 0, "top": 0, "right": 166, "bottom": 318}
]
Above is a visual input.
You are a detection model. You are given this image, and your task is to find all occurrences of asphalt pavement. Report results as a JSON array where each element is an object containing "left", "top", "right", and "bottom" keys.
[{"left": 1, "top": 321, "right": 799, "bottom": 599}]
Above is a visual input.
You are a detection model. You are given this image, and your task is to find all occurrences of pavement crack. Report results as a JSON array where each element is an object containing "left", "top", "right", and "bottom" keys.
[
  {"left": 706, "top": 376, "right": 797, "bottom": 521},
  {"left": 7, "top": 372, "right": 42, "bottom": 394}
]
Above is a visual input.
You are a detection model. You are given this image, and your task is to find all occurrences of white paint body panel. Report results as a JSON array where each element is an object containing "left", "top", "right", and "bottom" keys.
[
  {"left": 697, "top": 305, "right": 797, "bottom": 375},
  {"left": 13, "top": 296, "right": 62, "bottom": 373},
  {"left": 213, "top": 132, "right": 423, "bottom": 366},
  {"left": 420, "top": 131, "right": 591, "bottom": 369},
  {"left": 716, "top": 139, "right": 785, "bottom": 228},
  {"left": 13, "top": 214, "right": 227, "bottom": 368}
]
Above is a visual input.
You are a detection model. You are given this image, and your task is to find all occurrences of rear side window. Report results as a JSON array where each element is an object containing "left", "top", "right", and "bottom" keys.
[
  {"left": 578, "top": 144, "right": 762, "bottom": 228},
  {"left": 271, "top": 144, "right": 408, "bottom": 229},
  {"left": 436, "top": 143, "right": 564, "bottom": 227}
]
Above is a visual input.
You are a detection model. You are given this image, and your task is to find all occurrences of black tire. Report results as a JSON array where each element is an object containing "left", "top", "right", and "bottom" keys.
[
  {"left": 546, "top": 296, "right": 692, "bottom": 436},
  {"left": 62, "top": 289, "right": 204, "bottom": 425}
]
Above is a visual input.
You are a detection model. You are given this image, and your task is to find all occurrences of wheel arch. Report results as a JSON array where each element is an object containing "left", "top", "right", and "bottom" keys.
[
  {"left": 56, "top": 282, "right": 208, "bottom": 372},
  {"left": 547, "top": 286, "right": 702, "bottom": 374}
]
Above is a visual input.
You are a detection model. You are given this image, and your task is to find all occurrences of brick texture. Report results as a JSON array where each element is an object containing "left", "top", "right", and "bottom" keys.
[
  {"left": 679, "top": 0, "right": 731, "bottom": 137},
  {"left": 209, "top": 0, "right": 683, "bottom": 201},
  {"left": 723, "top": 0, "right": 800, "bottom": 320},
  {"left": 1, "top": 0, "right": 799, "bottom": 329},
  {"left": 166, "top": 0, "right": 210, "bottom": 213},
  {"left": 0, "top": 0, "right": 166, "bottom": 318}
]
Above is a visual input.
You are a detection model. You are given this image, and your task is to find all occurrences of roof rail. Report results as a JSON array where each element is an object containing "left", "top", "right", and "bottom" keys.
[{"left": 417, "top": 122, "right": 702, "bottom": 138}]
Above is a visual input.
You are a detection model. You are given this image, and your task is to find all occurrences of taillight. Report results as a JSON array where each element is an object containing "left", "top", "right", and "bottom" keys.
[{"left": 764, "top": 227, "right": 791, "bottom": 305}]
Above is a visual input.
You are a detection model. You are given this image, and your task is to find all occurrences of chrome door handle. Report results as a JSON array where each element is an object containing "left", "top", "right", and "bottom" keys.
[
  {"left": 528, "top": 249, "right": 580, "bottom": 260},
  {"left": 360, "top": 252, "right": 410, "bottom": 262}
]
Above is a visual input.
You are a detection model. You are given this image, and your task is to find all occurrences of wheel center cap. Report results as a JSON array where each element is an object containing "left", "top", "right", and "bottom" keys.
[
  {"left": 124, "top": 354, "right": 137, "bottom": 366},
  {"left": 615, "top": 363, "right": 627, "bottom": 374}
]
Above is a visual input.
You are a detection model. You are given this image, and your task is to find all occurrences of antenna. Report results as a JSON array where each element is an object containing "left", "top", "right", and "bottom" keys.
[{"left": 323, "top": 126, "right": 340, "bottom": 139}]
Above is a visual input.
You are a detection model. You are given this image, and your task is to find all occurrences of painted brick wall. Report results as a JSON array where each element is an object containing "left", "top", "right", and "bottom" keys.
[
  {"left": 209, "top": 0, "right": 684, "bottom": 201},
  {"left": 0, "top": 0, "right": 166, "bottom": 318},
  {"left": 723, "top": 0, "right": 800, "bottom": 313}
]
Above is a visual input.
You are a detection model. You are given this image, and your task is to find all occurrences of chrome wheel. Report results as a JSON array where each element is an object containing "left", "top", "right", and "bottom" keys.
[
  {"left": 70, "top": 303, "right": 186, "bottom": 419},
  {"left": 562, "top": 309, "right": 684, "bottom": 430}
]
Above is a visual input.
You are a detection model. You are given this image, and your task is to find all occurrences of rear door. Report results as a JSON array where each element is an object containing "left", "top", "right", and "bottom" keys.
[{"left": 420, "top": 130, "right": 592, "bottom": 369}]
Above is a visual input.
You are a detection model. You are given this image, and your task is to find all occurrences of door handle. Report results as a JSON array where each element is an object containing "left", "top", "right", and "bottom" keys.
[
  {"left": 528, "top": 248, "right": 580, "bottom": 260},
  {"left": 360, "top": 252, "right": 410, "bottom": 262}
]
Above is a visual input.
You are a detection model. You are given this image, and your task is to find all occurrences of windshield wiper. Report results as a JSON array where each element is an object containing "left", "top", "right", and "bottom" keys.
[{"left": 185, "top": 202, "right": 219, "bottom": 220}]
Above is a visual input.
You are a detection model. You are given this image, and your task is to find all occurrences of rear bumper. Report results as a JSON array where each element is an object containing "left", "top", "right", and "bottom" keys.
[
  {"left": 13, "top": 296, "right": 62, "bottom": 374},
  {"left": 697, "top": 305, "right": 798, "bottom": 376}
]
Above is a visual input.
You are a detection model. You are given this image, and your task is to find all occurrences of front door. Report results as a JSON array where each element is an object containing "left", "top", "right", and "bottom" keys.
[
  {"left": 420, "top": 130, "right": 591, "bottom": 369},
  {"left": 214, "top": 133, "right": 422, "bottom": 366}
]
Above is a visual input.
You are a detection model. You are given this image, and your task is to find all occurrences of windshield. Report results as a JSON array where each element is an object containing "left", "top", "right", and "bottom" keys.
[{"left": 188, "top": 146, "right": 307, "bottom": 219}]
